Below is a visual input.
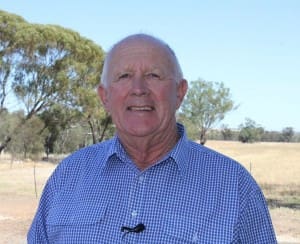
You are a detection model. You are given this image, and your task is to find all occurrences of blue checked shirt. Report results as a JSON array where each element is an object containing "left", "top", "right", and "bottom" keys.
[{"left": 28, "top": 124, "right": 276, "bottom": 243}]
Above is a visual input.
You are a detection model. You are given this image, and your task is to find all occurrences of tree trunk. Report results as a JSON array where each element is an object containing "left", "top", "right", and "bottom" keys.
[
  {"left": 98, "top": 115, "right": 111, "bottom": 142},
  {"left": 199, "top": 129, "right": 207, "bottom": 145},
  {"left": 0, "top": 136, "right": 11, "bottom": 154},
  {"left": 87, "top": 119, "right": 97, "bottom": 144}
]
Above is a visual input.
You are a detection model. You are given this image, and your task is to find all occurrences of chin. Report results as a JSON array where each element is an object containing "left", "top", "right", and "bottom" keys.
[{"left": 125, "top": 124, "right": 159, "bottom": 137}]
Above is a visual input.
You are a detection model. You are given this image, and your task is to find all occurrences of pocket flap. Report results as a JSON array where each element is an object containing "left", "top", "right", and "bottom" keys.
[{"left": 46, "top": 201, "right": 108, "bottom": 226}]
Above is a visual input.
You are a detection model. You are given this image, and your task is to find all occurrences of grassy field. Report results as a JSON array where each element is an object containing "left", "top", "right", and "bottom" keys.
[
  {"left": 205, "top": 141, "right": 300, "bottom": 206},
  {"left": 0, "top": 141, "right": 300, "bottom": 243}
]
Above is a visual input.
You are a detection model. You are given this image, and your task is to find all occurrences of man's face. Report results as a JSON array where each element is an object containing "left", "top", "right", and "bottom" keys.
[{"left": 98, "top": 39, "right": 187, "bottom": 139}]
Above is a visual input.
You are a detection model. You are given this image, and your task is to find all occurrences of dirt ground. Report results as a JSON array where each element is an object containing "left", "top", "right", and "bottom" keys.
[
  {"left": 0, "top": 159, "right": 299, "bottom": 243},
  {"left": 0, "top": 196, "right": 35, "bottom": 244}
]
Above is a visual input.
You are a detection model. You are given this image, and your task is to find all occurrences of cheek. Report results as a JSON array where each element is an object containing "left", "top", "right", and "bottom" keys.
[
  {"left": 106, "top": 89, "right": 126, "bottom": 110},
  {"left": 160, "top": 87, "right": 178, "bottom": 106}
]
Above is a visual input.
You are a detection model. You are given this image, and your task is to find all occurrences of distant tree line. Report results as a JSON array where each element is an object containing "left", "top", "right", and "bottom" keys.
[
  {"left": 0, "top": 109, "right": 114, "bottom": 158},
  {"left": 205, "top": 118, "right": 298, "bottom": 143}
]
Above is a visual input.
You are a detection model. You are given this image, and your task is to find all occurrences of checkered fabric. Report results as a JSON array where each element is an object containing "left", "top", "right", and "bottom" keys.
[{"left": 28, "top": 123, "right": 276, "bottom": 243}]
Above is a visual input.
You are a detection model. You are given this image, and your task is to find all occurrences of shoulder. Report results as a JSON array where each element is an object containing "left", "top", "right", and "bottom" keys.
[
  {"left": 186, "top": 140, "right": 243, "bottom": 172},
  {"left": 185, "top": 141, "right": 266, "bottom": 214},
  {"left": 65, "top": 138, "right": 113, "bottom": 165},
  {"left": 63, "top": 138, "right": 113, "bottom": 166},
  {"left": 49, "top": 138, "right": 114, "bottom": 189},
  {"left": 184, "top": 140, "right": 259, "bottom": 191}
]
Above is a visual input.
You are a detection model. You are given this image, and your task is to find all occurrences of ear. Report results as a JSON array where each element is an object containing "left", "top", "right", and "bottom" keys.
[
  {"left": 176, "top": 79, "right": 188, "bottom": 109},
  {"left": 97, "top": 84, "right": 110, "bottom": 112}
]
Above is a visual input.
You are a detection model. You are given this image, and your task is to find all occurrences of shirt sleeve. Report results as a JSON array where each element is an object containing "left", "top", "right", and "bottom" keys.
[
  {"left": 27, "top": 163, "right": 62, "bottom": 244},
  {"left": 237, "top": 188, "right": 277, "bottom": 243},
  {"left": 27, "top": 183, "right": 52, "bottom": 243}
]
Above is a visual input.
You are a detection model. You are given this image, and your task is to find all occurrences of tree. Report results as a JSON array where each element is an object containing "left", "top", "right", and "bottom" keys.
[
  {"left": 261, "top": 130, "right": 282, "bottom": 142},
  {"left": 73, "top": 81, "right": 113, "bottom": 144},
  {"left": 238, "top": 118, "right": 264, "bottom": 143},
  {"left": 0, "top": 10, "right": 27, "bottom": 113},
  {"left": 0, "top": 11, "right": 28, "bottom": 152},
  {"left": 11, "top": 22, "right": 105, "bottom": 120},
  {"left": 39, "top": 105, "right": 78, "bottom": 156},
  {"left": 0, "top": 10, "right": 111, "bottom": 154},
  {"left": 53, "top": 124, "right": 86, "bottom": 154},
  {"left": 180, "top": 79, "right": 236, "bottom": 144},
  {"left": 6, "top": 114, "right": 47, "bottom": 158},
  {"left": 176, "top": 113, "right": 198, "bottom": 140},
  {"left": 221, "top": 124, "right": 234, "bottom": 141},
  {"left": 280, "top": 127, "right": 294, "bottom": 142},
  {"left": 0, "top": 109, "right": 15, "bottom": 153}
]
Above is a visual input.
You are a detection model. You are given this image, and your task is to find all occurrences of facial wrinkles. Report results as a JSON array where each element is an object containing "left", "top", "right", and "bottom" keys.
[
  {"left": 115, "top": 65, "right": 169, "bottom": 83},
  {"left": 108, "top": 44, "right": 177, "bottom": 83}
]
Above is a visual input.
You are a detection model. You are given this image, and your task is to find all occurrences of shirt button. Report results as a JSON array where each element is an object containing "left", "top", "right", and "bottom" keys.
[
  {"left": 131, "top": 210, "right": 138, "bottom": 218},
  {"left": 138, "top": 176, "right": 144, "bottom": 183}
]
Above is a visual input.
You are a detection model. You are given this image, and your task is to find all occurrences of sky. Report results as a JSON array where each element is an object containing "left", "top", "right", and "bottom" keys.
[{"left": 1, "top": 0, "right": 300, "bottom": 131}]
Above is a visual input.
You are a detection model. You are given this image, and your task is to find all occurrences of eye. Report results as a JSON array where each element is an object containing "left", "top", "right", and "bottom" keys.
[
  {"left": 145, "top": 73, "right": 160, "bottom": 80},
  {"left": 118, "top": 73, "right": 131, "bottom": 80}
]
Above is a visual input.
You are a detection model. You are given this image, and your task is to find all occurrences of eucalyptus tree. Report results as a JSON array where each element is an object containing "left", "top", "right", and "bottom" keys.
[
  {"left": 0, "top": 10, "right": 110, "bottom": 155},
  {"left": 12, "top": 22, "right": 105, "bottom": 118},
  {"left": 180, "top": 79, "right": 236, "bottom": 145},
  {"left": 0, "top": 10, "right": 27, "bottom": 112},
  {"left": 0, "top": 10, "right": 29, "bottom": 153},
  {"left": 11, "top": 21, "right": 110, "bottom": 145}
]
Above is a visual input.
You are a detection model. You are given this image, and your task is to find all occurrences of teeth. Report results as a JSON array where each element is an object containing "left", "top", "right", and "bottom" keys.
[{"left": 129, "top": 106, "right": 153, "bottom": 111}]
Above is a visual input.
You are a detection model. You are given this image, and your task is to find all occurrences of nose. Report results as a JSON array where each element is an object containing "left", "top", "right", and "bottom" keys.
[{"left": 130, "top": 76, "right": 149, "bottom": 96}]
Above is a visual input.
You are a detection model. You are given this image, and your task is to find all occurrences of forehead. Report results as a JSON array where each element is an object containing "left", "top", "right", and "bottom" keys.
[{"left": 108, "top": 38, "right": 174, "bottom": 70}]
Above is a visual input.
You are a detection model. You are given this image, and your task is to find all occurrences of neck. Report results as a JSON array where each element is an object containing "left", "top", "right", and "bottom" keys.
[{"left": 118, "top": 126, "right": 179, "bottom": 170}]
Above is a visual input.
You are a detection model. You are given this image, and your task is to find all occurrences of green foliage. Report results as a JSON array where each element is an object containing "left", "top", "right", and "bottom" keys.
[
  {"left": 0, "top": 110, "right": 22, "bottom": 153},
  {"left": 53, "top": 124, "right": 86, "bottom": 154},
  {"left": 0, "top": 109, "right": 16, "bottom": 137},
  {"left": 39, "top": 104, "right": 79, "bottom": 155},
  {"left": 280, "top": 127, "right": 295, "bottom": 142},
  {"left": 221, "top": 124, "right": 235, "bottom": 141},
  {"left": 7, "top": 115, "right": 47, "bottom": 158},
  {"left": 238, "top": 118, "right": 264, "bottom": 143},
  {"left": 1, "top": 10, "right": 105, "bottom": 116},
  {"left": 180, "top": 79, "right": 236, "bottom": 144},
  {"left": 176, "top": 113, "right": 198, "bottom": 140},
  {"left": 0, "top": 10, "right": 27, "bottom": 111},
  {"left": 10, "top": 22, "right": 105, "bottom": 119},
  {"left": 0, "top": 10, "right": 112, "bottom": 156}
]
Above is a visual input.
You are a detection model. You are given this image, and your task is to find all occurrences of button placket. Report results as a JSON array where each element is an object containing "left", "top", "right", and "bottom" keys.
[{"left": 127, "top": 172, "right": 146, "bottom": 223}]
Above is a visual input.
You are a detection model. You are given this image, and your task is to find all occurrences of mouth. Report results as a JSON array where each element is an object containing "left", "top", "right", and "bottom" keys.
[{"left": 127, "top": 106, "right": 154, "bottom": 111}]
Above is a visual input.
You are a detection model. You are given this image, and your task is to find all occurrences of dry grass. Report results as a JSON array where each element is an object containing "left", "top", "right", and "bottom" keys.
[
  {"left": 1, "top": 141, "right": 300, "bottom": 242},
  {"left": 0, "top": 159, "right": 55, "bottom": 244},
  {"left": 205, "top": 140, "right": 300, "bottom": 186},
  {"left": 205, "top": 141, "right": 300, "bottom": 204},
  {"left": 0, "top": 160, "right": 55, "bottom": 198}
]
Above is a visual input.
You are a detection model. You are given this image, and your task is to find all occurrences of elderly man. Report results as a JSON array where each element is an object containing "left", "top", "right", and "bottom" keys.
[{"left": 28, "top": 34, "right": 276, "bottom": 243}]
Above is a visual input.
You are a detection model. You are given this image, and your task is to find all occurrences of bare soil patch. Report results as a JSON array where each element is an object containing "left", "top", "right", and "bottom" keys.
[
  {"left": 0, "top": 196, "right": 38, "bottom": 244},
  {"left": 0, "top": 160, "right": 54, "bottom": 244}
]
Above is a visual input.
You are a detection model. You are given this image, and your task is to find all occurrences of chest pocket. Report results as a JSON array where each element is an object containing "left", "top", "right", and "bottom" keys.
[
  {"left": 159, "top": 214, "right": 233, "bottom": 244},
  {"left": 46, "top": 201, "right": 109, "bottom": 243}
]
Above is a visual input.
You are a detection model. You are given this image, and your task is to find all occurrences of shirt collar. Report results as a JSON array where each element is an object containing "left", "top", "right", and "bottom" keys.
[
  {"left": 104, "top": 135, "right": 126, "bottom": 161},
  {"left": 103, "top": 123, "right": 191, "bottom": 177},
  {"left": 168, "top": 123, "right": 191, "bottom": 177}
]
